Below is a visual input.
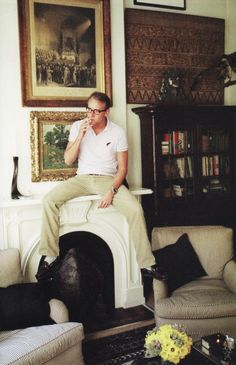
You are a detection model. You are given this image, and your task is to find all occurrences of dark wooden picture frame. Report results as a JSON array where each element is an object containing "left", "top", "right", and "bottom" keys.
[
  {"left": 30, "top": 111, "right": 86, "bottom": 181},
  {"left": 134, "top": 0, "right": 186, "bottom": 10},
  {"left": 18, "top": 0, "right": 112, "bottom": 107}
]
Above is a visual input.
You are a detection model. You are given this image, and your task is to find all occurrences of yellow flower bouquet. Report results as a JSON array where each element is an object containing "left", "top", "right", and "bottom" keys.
[{"left": 144, "top": 324, "right": 192, "bottom": 364}]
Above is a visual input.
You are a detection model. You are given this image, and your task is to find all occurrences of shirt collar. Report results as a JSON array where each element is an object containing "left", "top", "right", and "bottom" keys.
[{"left": 104, "top": 118, "right": 111, "bottom": 132}]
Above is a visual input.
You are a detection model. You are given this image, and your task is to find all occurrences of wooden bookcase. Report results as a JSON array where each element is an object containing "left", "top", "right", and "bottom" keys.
[{"left": 132, "top": 104, "right": 236, "bottom": 236}]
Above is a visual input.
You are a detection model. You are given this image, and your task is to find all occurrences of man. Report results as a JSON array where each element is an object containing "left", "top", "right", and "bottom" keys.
[{"left": 36, "top": 91, "right": 167, "bottom": 282}]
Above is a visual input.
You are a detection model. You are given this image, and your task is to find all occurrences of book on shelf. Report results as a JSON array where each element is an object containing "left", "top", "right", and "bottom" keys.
[
  {"left": 202, "top": 179, "right": 227, "bottom": 193},
  {"left": 172, "top": 130, "right": 179, "bottom": 155},
  {"left": 202, "top": 155, "right": 222, "bottom": 177},
  {"left": 163, "top": 160, "right": 180, "bottom": 179},
  {"left": 176, "top": 158, "right": 185, "bottom": 178},
  {"left": 213, "top": 155, "right": 219, "bottom": 176},
  {"left": 161, "top": 133, "right": 171, "bottom": 154},
  {"left": 209, "top": 156, "right": 214, "bottom": 176},
  {"left": 185, "top": 130, "right": 191, "bottom": 152},
  {"left": 161, "top": 141, "right": 169, "bottom": 155},
  {"left": 162, "top": 130, "right": 192, "bottom": 155},
  {"left": 186, "top": 156, "right": 193, "bottom": 177},
  {"left": 220, "top": 156, "right": 230, "bottom": 175},
  {"left": 178, "top": 131, "right": 185, "bottom": 154},
  {"left": 162, "top": 157, "right": 193, "bottom": 180},
  {"left": 201, "top": 131, "right": 230, "bottom": 153},
  {"left": 172, "top": 184, "right": 183, "bottom": 197},
  {"left": 202, "top": 134, "right": 209, "bottom": 153}
]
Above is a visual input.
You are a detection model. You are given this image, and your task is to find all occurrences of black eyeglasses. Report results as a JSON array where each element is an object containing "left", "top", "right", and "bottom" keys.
[{"left": 86, "top": 107, "right": 107, "bottom": 115}]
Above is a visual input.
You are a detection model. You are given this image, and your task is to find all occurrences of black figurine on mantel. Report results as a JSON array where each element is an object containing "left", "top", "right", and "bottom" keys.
[{"left": 11, "top": 156, "right": 23, "bottom": 199}]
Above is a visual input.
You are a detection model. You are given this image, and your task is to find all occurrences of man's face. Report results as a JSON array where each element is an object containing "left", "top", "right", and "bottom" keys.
[{"left": 87, "top": 97, "right": 108, "bottom": 126}]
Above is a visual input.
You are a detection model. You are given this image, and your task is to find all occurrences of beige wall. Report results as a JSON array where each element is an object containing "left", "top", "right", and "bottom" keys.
[{"left": 0, "top": 0, "right": 235, "bottom": 199}]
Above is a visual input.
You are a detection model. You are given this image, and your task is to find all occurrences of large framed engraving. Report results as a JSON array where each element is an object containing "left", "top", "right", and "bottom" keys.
[
  {"left": 30, "top": 111, "right": 86, "bottom": 181},
  {"left": 18, "top": 0, "right": 112, "bottom": 107}
]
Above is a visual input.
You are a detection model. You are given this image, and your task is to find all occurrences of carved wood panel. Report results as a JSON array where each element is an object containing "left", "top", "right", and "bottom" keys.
[{"left": 125, "top": 9, "right": 224, "bottom": 104}]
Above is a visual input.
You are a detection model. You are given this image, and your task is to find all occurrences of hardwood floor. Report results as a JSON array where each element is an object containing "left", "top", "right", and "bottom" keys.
[{"left": 84, "top": 305, "right": 155, "bottom": 340}]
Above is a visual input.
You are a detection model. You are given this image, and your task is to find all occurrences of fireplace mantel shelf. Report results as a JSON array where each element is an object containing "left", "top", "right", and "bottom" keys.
[
  {"left": 0, "top": 186, "right": 152, "bottom": 308},
  {"left": 0, "top": 186, "right": 152, "bottom": 208}
]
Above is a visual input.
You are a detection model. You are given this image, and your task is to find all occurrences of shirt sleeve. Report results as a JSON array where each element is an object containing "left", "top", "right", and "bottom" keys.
[{"left": 117, "top": 127, "right": 128, "bottom": 152}]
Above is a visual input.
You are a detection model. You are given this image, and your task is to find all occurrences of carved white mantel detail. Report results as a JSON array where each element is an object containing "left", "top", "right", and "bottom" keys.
[{"left": 0, "top": 188, "right": 152, "bottom": 308}]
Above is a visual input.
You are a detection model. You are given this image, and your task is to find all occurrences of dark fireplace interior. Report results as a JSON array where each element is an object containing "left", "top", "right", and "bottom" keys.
[{"left": 54, "top": 231, "right": 115, "bottom": 327}]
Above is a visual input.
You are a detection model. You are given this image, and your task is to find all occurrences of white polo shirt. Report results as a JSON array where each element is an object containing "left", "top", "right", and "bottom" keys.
[{"left": 69, "top": 118, "right": 128, "bottom": 176}]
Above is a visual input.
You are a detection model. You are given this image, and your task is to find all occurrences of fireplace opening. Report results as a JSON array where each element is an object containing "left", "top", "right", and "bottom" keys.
[{"left": 55, "top": 231, "right": 115, "bottom": 324}]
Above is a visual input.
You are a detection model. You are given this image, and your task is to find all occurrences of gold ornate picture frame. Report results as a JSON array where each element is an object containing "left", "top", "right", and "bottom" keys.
[
  {"left": 18, "top": 0, "right": 112, "bottom": 107},
  {"left": 30, "top": 111, "right": 86, "bottom": 181}
]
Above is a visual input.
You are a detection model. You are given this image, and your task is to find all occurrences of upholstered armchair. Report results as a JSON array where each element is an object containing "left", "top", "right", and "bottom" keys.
[
  {"left": 151, "top": 225, "right": 236, "bottom": 341},
  {"left": 0, "top": 248, "right": 85, "bottom": 365}
]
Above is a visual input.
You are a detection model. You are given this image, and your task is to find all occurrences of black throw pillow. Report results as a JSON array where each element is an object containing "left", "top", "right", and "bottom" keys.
[
  {"left": 152, "top": 233, "right": 207, "bottom": 294},
  {"left": 0, "top": 283, "right": 53, "bottom": 330}
]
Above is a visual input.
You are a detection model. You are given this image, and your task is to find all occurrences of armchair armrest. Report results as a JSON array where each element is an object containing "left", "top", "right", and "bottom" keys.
[
  {"left": 0, "top": 248, "right": 23, "bottom": 287},
  {"left": 223, "top": 260, "right": 236, "bottom": 295},
  {"left": 49, "top": 298, "right": 69, "bottom": 323},
  {"left": 153, "top": 278, "right": 168, "bottom": 301}
]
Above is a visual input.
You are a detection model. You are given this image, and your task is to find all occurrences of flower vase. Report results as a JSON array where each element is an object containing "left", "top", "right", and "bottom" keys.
[{"left": 11, "top": 156, "right": 22, "bottom": 199}]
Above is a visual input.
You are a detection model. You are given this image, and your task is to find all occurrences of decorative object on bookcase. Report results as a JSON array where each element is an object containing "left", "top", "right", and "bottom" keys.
[
  {"left": 11, "top": 156, "right": 22, "bottom": 200},
  {"left": 191, "top": 51, "right": 236, "bottom": 91},
  {"left": 158, "top": 68, "right": 187, "bottom": 104},
  {"left": 221, "top": 51, "right": 236, "bottom": 87}
]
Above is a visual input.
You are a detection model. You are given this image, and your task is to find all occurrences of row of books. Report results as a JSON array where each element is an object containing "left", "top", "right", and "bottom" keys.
[
  {"left": 202, "top": 132, "right": 230, "bottom": 153},
  {"left": 161, "top": 130, "right": 230, "bottom": 155},
  {"left": 163, "top": 157, "right": 193, "bottom": 179},
  {"left": 202, "top": 155, "right": 230, "bottom": 177},
  {"left": 161, "top": 130, "right": 191, "bottom": 155}
]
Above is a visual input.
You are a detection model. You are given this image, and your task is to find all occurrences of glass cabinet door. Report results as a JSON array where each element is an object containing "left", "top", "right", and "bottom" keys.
[
  {"left": 159, "top": 128, "right": 194, "bottom": 199},
  {"left": 200, "top": 126, "right": 231, "bottom": 195}
]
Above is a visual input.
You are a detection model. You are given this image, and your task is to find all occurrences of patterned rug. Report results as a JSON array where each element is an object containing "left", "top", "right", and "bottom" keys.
[{"left": 83, "top": 324, "right": 154, "bottom": 365}]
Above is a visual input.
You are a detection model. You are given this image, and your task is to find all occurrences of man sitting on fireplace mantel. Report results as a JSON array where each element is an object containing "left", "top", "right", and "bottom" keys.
[{"left": 36, "top": 91, "right": 167, "bottom": 283}]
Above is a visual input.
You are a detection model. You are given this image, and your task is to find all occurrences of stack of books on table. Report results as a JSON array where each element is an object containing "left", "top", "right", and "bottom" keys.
[{"left": 194, "top": 333, "right": 236, "bottom": 365}]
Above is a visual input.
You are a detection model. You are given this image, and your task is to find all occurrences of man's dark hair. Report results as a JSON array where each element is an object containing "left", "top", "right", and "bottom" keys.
[{"left": 88, "top": 91, "right": 111, "bottom": 109}]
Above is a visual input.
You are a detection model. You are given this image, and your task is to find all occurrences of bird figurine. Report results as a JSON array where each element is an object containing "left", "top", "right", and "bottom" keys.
[{"left": 191, "top": 51, "right": 236, "bottom": 90}]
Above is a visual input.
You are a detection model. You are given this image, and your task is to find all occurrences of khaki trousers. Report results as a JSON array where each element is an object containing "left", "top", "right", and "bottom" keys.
[{"left": 39, "top": 175, "right": 156, "bottom": 268}]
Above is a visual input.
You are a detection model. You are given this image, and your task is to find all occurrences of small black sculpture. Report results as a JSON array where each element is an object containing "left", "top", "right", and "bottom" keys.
[
  {"left": 158, "top": 68, "right": 186, "bottom": 103},
  {"left": 11, "top": 156, "right": 23, "bottom": 199}
]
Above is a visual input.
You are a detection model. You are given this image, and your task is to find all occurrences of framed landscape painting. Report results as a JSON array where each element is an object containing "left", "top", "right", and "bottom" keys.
[
  {"left": 30, "top": 111, "right": 86, "bottom": 181},
  {"left": 18, "top": 0, "right": 112, "bottom": 107}
]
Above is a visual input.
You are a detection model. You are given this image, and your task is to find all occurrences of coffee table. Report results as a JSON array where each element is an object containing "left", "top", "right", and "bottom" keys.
[
  {"left": 121, "top": 344, "right": 233, "bottom": 365},
  {"left": 193, "top": 340, "right": 236, "bottom": 365}
]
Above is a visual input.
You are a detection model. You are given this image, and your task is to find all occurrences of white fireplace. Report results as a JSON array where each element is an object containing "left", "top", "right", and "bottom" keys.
[{"left": 0, "top": 187, "right": 152, "bottom": 308}]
